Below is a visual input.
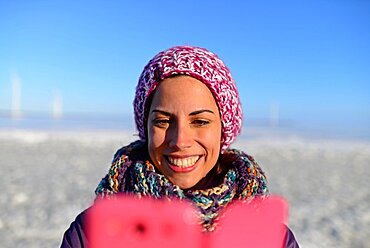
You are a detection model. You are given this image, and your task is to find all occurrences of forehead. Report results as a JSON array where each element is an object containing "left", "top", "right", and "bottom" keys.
[{"left": 149, "top": 76, "right": 219, "bottom": 111}]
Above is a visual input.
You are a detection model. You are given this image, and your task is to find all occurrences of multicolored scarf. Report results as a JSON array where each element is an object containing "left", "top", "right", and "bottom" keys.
[{"left": 95, "top": 140, "right": 268, "bottom": 231}]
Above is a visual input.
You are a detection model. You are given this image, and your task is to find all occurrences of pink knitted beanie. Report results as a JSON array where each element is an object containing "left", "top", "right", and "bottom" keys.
[{"left": 133, "top": 45, "right": 242, "bottom": 152}]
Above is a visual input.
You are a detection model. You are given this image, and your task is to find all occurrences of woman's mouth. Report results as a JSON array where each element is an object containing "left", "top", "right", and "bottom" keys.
[{"left": 165, "top": 155, "right": 200, "bottom": 172}]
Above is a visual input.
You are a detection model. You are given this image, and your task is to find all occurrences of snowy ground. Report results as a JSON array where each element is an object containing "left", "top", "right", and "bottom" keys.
[{"left": 0, "top": 129, "right": 369, "bottom": 248}]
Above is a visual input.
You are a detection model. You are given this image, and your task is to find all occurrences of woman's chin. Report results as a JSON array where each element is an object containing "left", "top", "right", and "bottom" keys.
[{"left": 169, "top": 176, "right": 200, "bottom": 190}]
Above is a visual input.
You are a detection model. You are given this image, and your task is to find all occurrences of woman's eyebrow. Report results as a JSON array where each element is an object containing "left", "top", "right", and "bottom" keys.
[
  {"left": 189, "top": 109, "right": 215, "bottom": 116},
  {"left": 151, "top": 109, "right": 172, "bottom": 116},
  {"left": 151, "top": 109, "right": 215, "bottom": 116}
]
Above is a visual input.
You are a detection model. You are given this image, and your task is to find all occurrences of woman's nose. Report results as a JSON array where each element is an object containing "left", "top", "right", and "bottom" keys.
[{"left": 167, "top": 121, "right": 193, "bottom": 149}]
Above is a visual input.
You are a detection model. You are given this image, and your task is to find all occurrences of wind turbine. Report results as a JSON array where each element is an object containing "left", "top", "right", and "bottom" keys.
[
  {"left": 11, "top": 73, "right": 22, "bottom": 119},
  {"left": 52, "top": 90, "right": 63, "bottom": 119}
]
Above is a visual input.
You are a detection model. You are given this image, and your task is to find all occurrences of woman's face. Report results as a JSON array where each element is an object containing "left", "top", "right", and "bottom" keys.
[{"left": 147, "top": 76, "right": 222, "bottom": 189}]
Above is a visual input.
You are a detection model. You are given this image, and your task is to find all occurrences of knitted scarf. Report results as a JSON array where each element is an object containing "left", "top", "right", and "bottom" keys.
[{"left": 95, "top": 140, "right": 268, "bottom": 231}]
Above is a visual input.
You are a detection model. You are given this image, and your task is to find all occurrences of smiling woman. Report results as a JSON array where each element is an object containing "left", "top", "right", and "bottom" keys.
[{"left": 60, "top": 46, "right": 299, "bottom": 247}]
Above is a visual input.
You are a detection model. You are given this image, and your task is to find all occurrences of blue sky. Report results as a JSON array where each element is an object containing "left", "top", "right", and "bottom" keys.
[{"left": 0, "top": 0, "right": 369, "bottom": 135}]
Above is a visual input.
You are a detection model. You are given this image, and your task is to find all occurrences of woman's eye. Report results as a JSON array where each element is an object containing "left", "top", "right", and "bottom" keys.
[
  {"left": 152, "top": 119, "right": 171, "bottom": 127},
  {"left": 192, "top": 119, "right": 210, "bottom": 126}
]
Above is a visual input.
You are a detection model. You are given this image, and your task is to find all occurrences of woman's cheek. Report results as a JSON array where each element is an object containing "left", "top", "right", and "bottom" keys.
[
  {"left": 150, "top": 127, "right": 166, "bottom": 147},
  {"left": 198, "top": 127, "right": 221, "bottom": 144}
]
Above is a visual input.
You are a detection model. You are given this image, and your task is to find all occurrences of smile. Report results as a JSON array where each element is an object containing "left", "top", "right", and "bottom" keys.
[{"left": 166, "top": 156, "right": 200, "bottom": 168}]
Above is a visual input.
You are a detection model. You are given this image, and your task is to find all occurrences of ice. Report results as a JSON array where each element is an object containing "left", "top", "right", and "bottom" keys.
[{"left": 0, "top": 129, "right": 369, "bottom": 247}]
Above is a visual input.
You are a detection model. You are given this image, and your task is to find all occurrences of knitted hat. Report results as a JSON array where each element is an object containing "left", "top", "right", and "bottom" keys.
[{"left": 133, "top": 45, "right": 242, "bottom": 152}]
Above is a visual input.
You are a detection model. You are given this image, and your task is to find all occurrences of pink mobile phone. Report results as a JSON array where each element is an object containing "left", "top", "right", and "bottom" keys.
[
  {"left": 87, "top": 195, "right": 288, "bottom": 248},
  {"left": 87, "top": 195, "right": 204, "bottom": 248}
]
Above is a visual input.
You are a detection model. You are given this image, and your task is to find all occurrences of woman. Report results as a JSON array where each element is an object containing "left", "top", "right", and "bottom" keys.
[{"left": 61, "top": 46, "right": 299, "bottom": 247}]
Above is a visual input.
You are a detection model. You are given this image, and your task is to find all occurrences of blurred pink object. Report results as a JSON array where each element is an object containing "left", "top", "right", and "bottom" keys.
[
  {"left": 87, "top": 196, "right": 204, "bottom": 248},
  {"left": 210, "top": 196, "right": 288, "bottom": 248},
  {"left": 87, "top": 195, "right": 288, "bottom": 248}
]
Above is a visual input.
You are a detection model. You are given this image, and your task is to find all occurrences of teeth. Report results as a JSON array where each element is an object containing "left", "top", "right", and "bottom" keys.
[{"left": 167, "top": 156, "right": 200, "bottom": 168}]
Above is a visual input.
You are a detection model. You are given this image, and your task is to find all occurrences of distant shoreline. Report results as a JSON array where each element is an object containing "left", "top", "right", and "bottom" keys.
[{"left": 1, "top": 114, "right": 369, "bottom": 142}]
